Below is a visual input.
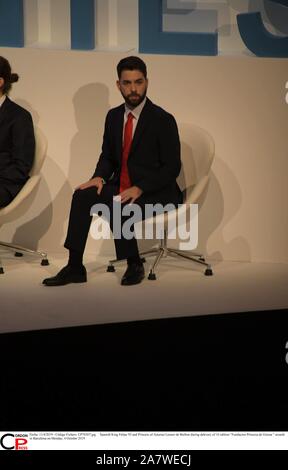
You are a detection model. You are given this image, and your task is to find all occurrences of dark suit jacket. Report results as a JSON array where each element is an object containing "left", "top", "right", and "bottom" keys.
[
  {"left": 0, "top": 97, "right": 35, "bottom": 199},
  {"left": 93, "top": 98, "right": 183, "bottom": 205}
]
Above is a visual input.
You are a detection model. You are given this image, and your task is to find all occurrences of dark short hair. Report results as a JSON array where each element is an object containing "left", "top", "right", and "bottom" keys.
[
  {"left": 0, "top": 56, "right": 19, "bottom": 94},
  {"left": 117, "top": 56, "right": 147, "bottom": 79}
]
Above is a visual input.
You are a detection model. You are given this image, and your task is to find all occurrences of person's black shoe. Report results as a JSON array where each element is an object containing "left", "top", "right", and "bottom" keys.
[
  {"left": 42, "top": 265, "right": 87, "bottom": 286},
  {"left": 121, "top": 263, "right": 145, "bottom": 286}
]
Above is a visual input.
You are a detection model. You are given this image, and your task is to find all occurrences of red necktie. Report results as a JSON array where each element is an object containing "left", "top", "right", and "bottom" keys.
[{"left": 120, "top": 112, "right": 134, "bottom": 192}]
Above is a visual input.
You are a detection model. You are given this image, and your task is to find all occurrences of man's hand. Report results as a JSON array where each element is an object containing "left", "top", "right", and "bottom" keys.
[
  {"left": 120, "top": 186, "right": 143, "bottom": 204},
  {"left": 76, "top": 177, "right": 104, "bottom": 195}
]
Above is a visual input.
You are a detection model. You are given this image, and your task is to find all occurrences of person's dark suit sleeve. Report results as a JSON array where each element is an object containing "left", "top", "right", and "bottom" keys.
[
  {"left": 135, "top": 113, "right": 181, "bottom": 194},
  {"left": 0, "top": 111, "right": 35, "bottom": 183},
  {"left": 92, "top": 111, "right": 115, "bottom": 181}
]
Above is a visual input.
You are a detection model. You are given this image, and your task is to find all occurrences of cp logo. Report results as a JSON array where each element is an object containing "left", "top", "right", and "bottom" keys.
[{"left": 0, "top": 433, "right": 28, "bottom": 450}]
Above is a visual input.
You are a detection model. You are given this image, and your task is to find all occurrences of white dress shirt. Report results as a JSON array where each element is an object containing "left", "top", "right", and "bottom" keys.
[
  {"left": 0, "top": 94, "right": 6, "bottom": 107},
  {"left": 123, "top": 97, "right": 147, "bottom": 140}
]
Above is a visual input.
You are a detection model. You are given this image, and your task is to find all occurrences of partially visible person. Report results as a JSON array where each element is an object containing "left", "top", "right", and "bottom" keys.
[{"left": 0, "top": 56, "right": 35, "bottom": 208}]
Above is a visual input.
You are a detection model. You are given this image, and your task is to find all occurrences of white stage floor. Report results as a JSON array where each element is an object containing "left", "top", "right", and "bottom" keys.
[{"left": 0, "top": 252, "right": 287, "bottom": 334}]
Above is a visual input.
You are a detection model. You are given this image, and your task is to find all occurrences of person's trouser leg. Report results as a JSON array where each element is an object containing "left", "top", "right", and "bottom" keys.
[
  {"left": 64, "top": 184, "right": 118, "bottom": 255},
  {"left": 64, "top": 184, "right": 144, "bottom": 262},
  {"left": 63, "top": 184, "right": 180, "bottom": 263},
  {"left": 112, "top": 213, "right": 140, "bottom": 260},
  {"left": 0, "top": 186, "right": 13, "bottom": 208}
]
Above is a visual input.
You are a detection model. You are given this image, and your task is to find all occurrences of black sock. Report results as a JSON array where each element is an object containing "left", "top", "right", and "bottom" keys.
[
  {"left": 127, "top": 254, "right": 142, "bottom": 266},
  {"left": 68, "top": 249, "right": 84, "bottom": 269}
]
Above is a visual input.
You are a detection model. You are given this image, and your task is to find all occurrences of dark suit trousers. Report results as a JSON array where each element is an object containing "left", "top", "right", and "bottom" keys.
[
  {"left": 64, "top": 183, "right": 144, "bottom": 260},
  {"left": 0, "top": 185, "right": 13, "bottom": 208}
]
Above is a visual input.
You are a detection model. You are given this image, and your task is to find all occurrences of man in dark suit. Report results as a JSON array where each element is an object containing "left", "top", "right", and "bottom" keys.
[
  {"left": 0, "top": 56, "right": 35, "bottom": 208},
  {"left": 43, "top": 56, "right": 183, "bottom": 287}
]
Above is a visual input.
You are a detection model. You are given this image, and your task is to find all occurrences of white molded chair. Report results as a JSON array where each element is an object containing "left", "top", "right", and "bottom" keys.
[
  {"left": 107, "top": 123, "right": 215, "bottom": 279},
  {"left": 0, "top": 127, "right": 49, "bottom": 274}
]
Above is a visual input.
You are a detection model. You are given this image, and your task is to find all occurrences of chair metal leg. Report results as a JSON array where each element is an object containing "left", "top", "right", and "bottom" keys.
[
  {"left": 138, "top": 248, "right": 159, "bottom": 258},
  {"left": 167, "top": 248, "right": 213, "bottom": 275},
  {"left": 168, "top": 248, "right": 205, "bottom": 261},
  {"left": 107, "top": 249, "right": 159, "bottom": 272},
  {"left": 148, "top": 248, "right": 165, "bottom": 280},
  {"left": 0, "top": 240, "right": 49, "bottom": 268},
  {"left": 0, "top": 256, "right": 4, "bottom": 274},
  {"left": 106, "top": 257, "right": 123, "bottom": 272}
]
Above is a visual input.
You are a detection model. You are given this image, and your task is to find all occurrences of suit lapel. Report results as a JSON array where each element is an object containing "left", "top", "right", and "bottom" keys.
[
  {"left": 129, "top": 99, "right": 152, "bottom": 157},
  {"left": 115, "top": 104, "right": 125, "bottom": 162},
  {"left": 0, "top": 96, "right": 11, "bottom": 126}
]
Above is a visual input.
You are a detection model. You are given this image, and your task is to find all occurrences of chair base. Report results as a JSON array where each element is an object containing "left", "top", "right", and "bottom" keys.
[
  {"left": 145, "top": 247, "right": 213, "bottom": 280},
  {"left": 106, "top": 244, "right": 213, "bottom": 280},
  {"left": 0, "top": 240, "right": 49, "bottom": 274}
]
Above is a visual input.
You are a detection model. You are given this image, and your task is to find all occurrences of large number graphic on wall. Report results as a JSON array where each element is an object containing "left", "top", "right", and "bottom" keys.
[{"left": 0, "top": 0, "right": 287, "bottom": 57}]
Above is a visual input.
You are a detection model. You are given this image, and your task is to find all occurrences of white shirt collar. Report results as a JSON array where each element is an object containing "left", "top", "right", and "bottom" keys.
[
  {"left": 124, "top": 97, "right": 147, "bottom": 120},
  {"left": 0, "top": 95, "right": 6, "bottom": 107}
]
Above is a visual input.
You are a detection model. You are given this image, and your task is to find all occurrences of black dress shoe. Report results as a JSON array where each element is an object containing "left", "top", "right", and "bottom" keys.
[
  {"left": 42, "top": 265, "right": 87, "bottom": 286},
  {"left": 121, "top": 263, "right": 145, "bottom": 286}
]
